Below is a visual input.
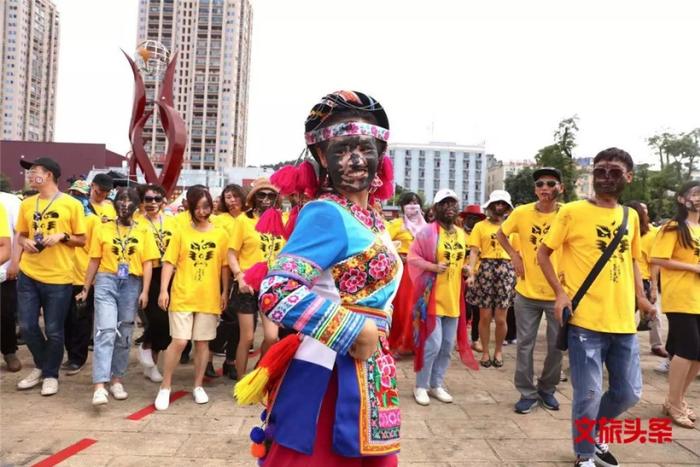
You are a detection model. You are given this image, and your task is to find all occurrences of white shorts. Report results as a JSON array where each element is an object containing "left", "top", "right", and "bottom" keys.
[{"left": 168, "top": 312, "right": 219, "bottom": 341}]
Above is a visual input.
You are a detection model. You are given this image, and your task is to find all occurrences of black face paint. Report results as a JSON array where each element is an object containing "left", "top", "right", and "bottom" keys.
[
  {"left": 323, "top": 135, "right": 379, "bottom": 194},
  {"left": 593, "top": 163, "right": 627, "bottom": 198},
  {"left": 254, "top": 190, "right": 277, "bottom": 213},
  {"left": 115, "top": 196, "right": 137, "bottom": 223},
  {"left": 434, "top": 199, "right": 458, "bottom": 226}
]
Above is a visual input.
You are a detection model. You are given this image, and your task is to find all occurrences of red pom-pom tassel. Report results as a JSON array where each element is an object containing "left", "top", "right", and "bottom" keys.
[
  {"left": 258, "top": 334, "right": 302, "bottom": 390},
  {"left": 256, "top": 208, "right": 285, "bottom": 237},
  {"left": 251, "top": 442, "right": 266, "bottom": 458},
  {"left": 297, "top": 160, "right": 319, "bottom": 198},
  {"left": 270, "top": 165, "right": 299, "bottom": 196},
  {"left": 374, "top": 156, "right": 395, "bottom": 200},
  {"left": 244, "top": 262, "right": 269, "bottom": 292},
  {"left": 284, "top": 205, "right": 300, "bottom": 240}
]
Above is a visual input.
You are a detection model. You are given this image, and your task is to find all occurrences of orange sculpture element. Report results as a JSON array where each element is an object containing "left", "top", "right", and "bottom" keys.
[{"left": 137, "top": 47, "right": 151, "bottom": 62}]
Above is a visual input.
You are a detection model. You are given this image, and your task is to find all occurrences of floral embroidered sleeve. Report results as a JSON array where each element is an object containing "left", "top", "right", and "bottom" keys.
[{"left": 258, "top": 201, "right": 367, "bottom": 355}]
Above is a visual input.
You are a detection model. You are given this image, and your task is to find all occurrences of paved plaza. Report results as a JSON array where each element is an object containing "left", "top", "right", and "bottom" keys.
[{"left": 1, "top": 320, "right": 700, "bottom": 467}]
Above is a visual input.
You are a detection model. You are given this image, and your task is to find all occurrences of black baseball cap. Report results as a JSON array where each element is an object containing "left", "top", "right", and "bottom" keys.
[
  {"left": 92, "top": 173, "right": 114, "bottom": 190},
  {"left": 19, "top": 157, "right": 61, "bottom": 180},
  {"left": 532, "top": 167, "right": 562, "bottom": 183}
]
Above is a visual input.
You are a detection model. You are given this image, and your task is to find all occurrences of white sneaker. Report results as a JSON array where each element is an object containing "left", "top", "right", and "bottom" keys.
[
  {"left": 41, "top": 377, "right": 59, "bottom": 396},
  {"left": 92, "top": 388, "right": 109, "bottom": 406},
  {"left": 155, "top": 388, "right": 171, "bottom": 411},
  {"left": 413, "top": 387, "right": 430, "bottom": 406},
  {"left": 109, "top": 382, "right": 128, "bottom": 400},
  {"left": 654, "top": 359, "right": 670, "bottom": 375},
  {"left": 428, "top": 387, "right": 454, "bottom": 403},
  {"left": 144, "top": 366, "right": 164, "bottom": 383},
  {"left": 138, "top": 344, "right": 155, "bottom": 368},
  {"left": 193, "top": 386, "right": 209, "bottom": 404},
  {"left": 17, "top": 368, "right": 43, "bottom": 390}
]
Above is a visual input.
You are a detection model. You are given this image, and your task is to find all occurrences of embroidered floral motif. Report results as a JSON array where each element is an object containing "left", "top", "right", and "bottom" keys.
[
  {"left": 320, "top": 194, "right": 386, "bottom": 233},
  {"left": 268, "top": 254, "right": 322, "bottom": 286},
  {"left": 304, "top": 121, "right": 391, "bottom": 145},
  {"left": 332, "top": 239, "right": 398, "bottom": 302}
]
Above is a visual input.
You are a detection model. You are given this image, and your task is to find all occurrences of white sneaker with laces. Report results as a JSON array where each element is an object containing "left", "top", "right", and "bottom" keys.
[
  {"left": 413, "top": 387, "right": 430, "bottom": 406},
  {"left": 193, "top": 386, "right": 209, "bottom": 404},
  {"left": 40, "top": 377, "right": 58, "bottom": 396},
  {"left": 144, "top": 366, "right": 164, "bottom": 383},
  {"left": 17, "top": 368, "right": 43, "bottom": 390},
  {"left": 109, "top": 382, "right": 129, "bottom": 400},
  {"left": 92, "top": 388, "right": 109, "bottom": 406},
  {"left": 138, "top": 344, "right": 155, "bottom": 368},
  {"left": 155, "top": 388, "right": 171, "bottom": 411},
  {"left": 428, "top": 387, "right": 454, "bottom": 403},
  {"left": 654, "top": 359, "right": 670, "bottom": 374}
]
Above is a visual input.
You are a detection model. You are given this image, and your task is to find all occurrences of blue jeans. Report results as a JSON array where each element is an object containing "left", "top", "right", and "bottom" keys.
[
  {"left": 92, "top": 273, "right": 141, "bottom": 384},
  {"left": 17, "top": 272, "right": 73, "bottom": 378},
  {"left": 416, "top": 316, "right": 458, "bottom": 389},
  {"left": 568, "top": 325, "right": 642, "bottom": 458}
]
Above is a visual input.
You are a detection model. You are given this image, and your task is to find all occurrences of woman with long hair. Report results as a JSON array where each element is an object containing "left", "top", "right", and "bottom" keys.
[
  {"left": 651, "top": 181, "right": 700, "bottom": 428},
  {"left": 78, "top": 187, "right": 159, "bottom": 406},
  {"left": 387, "top": 191, "right": 425, "bottom": 354},
  {"left": 154, "top": 186, "right": 230, "bottom": 410}
]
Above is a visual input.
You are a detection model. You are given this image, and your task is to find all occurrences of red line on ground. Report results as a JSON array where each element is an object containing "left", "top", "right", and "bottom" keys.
[
  {"left": 32, "top": 438, "right": 97, "bottom": 467},
  {"left": 126, "top": 390, "right": 189, "bottom": 421}
]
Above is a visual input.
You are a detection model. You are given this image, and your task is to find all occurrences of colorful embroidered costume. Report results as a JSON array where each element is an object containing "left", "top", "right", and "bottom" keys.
[{"left": 258, "top": 193, "right": 402, "bottom": 459}]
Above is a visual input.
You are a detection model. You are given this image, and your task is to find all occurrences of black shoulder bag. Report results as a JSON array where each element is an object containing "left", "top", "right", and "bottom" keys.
[{"left": 556, "top": 206, "right": 629, "bottom": 351}]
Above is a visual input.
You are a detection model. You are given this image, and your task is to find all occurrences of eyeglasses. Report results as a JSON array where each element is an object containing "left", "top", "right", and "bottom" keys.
[
  {"left": 535, "top": 180, "right": 558, "bottom": 188},
  {"left": 592, "top": 166, "right": 625, "bottom": 180},
  {"left": 255, "top": 191, "right": 277, "bottom": 201},
  {"left": 144, "top": 195, "right": 163, "bottom": 203}
]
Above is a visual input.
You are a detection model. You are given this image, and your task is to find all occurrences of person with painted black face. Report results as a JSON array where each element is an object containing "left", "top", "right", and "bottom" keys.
[
  {"left": 15, "top": 157, "right": 87, "bottom": 396},
  {"left": 651, "top": 181, "right": 700, "bottom": 429},
  {"left": 496, "top": 168, "right": 564, "bottom": 414},
  {"left": 467, "top": 190, "right": 516, "bottom": 369},
  {"left": 409, "top": 189, "right": 471, "bottom": 406},
  {"left": 538, "top": 147, "right": 655, "bottom": 467},
  {"left": 78, "top": 187, "right": 159, "bottom": 406}
]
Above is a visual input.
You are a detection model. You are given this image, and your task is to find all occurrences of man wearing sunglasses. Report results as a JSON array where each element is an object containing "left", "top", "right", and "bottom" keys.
[
  {"left": 496, "top": 167, "right": 564, "bottom": 415},
  {"left": 537, "top": 148, "right": 655, "bottom": 467}
]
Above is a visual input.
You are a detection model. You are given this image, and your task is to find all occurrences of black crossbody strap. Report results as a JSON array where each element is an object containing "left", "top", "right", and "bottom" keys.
[{"left": 571, "top": 206, "right": 629, "bottom": 311}]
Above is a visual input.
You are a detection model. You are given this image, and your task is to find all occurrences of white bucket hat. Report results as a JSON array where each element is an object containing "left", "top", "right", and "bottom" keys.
[{"left": 482, "top": 189, "right": 513, "bottom": 210}]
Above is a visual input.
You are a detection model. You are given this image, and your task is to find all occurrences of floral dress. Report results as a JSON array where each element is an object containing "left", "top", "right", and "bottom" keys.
[{"left": 258, "top": 193, "right": 403, "bottom": 458}]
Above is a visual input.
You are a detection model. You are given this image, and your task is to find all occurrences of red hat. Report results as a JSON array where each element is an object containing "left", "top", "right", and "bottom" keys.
[{"left": 459, "top": 204, "right": 486, "bottom": 219}]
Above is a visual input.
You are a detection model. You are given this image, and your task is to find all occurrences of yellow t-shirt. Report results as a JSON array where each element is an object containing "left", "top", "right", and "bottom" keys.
[
  {"left": 0, "top": 204, "right": 9, "bottom": 238},
  {"left": 651, "top": 222, "right": 700, "bottom": 314},
  {"left": 89, "top": 221, "right": 160, "bottom": 276},
  {"left": 211, "top": 212, "right": 238, "bottom": 237},
  {"left": 543, "top": 200, "right": 641, "bottom": 333},
  {"left": 174, "top": 210, "right": 192, "bottom": 228},
  {"left": 90, "top": 201, "right": 117, "bottom": 223},
  {"left": 72, "top": 214, "right": 100, "bottom": 285},
  {"left": 501, "top": 202, "right": 562, "bottom": 300},
  {"left": 388, "top": 218, "right": 414, "bottom": 255},
  {"left": 229, "top": 213, "right": 285, "bottom": 272},
  {"left": 162, "top": 224, "right": 229, "bottom": 314},
  {"left": 468, "top": 219, "right": 511, "bottom": 260},
  {"left": 639, "top": 225, "right": 660, "bottom": 280},
  {"left": 435, "top": 226, "right": 468, "bottom": 318},
  {"left": 141, "top": 213, "right": 178, "bottom": 266},
  {"left": 16, "top": 193, "right": 87, "bottom": 284}
]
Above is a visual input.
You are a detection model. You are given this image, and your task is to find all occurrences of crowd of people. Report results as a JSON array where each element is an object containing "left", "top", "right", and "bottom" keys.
[{"left": 1, "top": 90, "right": 699, "bottom": 467}]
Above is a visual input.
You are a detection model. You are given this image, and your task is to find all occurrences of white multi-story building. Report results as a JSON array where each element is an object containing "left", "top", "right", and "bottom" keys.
[
  {"left": 389, "top": 142, "right": 489, "bottom": 206},
  {"left": 1, "top": 0, "right": 59, "bottom": 141},
  {"left": 136, "top": 0, "right": 252, "bottom": 170}
]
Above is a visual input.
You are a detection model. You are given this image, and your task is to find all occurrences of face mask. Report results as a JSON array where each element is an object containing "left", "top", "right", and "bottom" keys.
[{"left": 404, "top": 204, "right": 422, "bottom": 218}]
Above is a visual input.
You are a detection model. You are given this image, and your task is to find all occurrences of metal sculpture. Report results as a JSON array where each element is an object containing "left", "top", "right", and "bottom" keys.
[{"left": 123, "top": 43, "right": 186, "bottom": 197}]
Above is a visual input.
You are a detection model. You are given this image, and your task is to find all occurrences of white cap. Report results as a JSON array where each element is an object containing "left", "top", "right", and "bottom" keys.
[
  {"left": 482, "top": 189, "right": 513, "bottom": 210},
  {"left": 433, "top": 188, "right": 459, "bottom": 204}
]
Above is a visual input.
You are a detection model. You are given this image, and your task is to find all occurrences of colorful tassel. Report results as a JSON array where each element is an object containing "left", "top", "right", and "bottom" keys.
[
  {"left": 243, "top": 262, "right": 269, "bottom": 292},
  {"left": 270, "top": 165, "right": 299, "bottom": 196},
  {"left": 256, "top": 208, "right": 285, "bottom": 237},
  {"left": 297, "top": 160, "right": 319, "bottom": 198},
  {"left": 234, "top": 334, "right": 302, "bottom": 405},
  {"left": 251, "top": 442, "right": 266, "bottom": 458},
  {"left": 374, "top": 155, "right": 395, "bottom": 200},
  {"left": 284, "top": 205, "right": 300, "bottom": 240}
]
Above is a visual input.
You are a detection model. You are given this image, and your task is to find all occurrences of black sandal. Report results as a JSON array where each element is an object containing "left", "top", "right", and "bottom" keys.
[
  {"left": 491, "top": 357, "right": 503, "bottom": 368},
  {"left": 479, "top": 359, "right": 492, "bottom": 368}
]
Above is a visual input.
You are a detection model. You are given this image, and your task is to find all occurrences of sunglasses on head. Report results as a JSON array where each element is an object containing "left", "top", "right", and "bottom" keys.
[
  {"left": 144, "top": 195, "right": 163, "bottom": 203},
  {"left": 592, "top": 166, "right": 625, "bottom": 179},
  {"left": 535, "top": 180, "right": 558, "bottom": 188},
  {"left": 255, "top": 191, "right": 277, "bottom": 201}
]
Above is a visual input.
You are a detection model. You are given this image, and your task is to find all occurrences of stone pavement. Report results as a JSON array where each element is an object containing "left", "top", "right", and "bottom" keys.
[{"left": 1, "top": 320, "right": 700, "bottom": 467}]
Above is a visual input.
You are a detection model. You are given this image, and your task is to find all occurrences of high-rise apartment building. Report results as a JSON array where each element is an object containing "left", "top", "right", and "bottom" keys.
[
  {"left": 389, "top": 142, "right": 489, "bottom": 206},
  {"left": 136, "top": 0, "right": 252, "bottom": 170},
  {"left": 1, "top": 0, "right": 59, "bottom": 141}
]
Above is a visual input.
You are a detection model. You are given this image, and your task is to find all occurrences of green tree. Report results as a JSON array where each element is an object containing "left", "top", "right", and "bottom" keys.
[
  {"left": 0, "top": 173, "right": 11, "bottom": 192},
  {"left": 533, "top": 116, "right": 580, "bottom": 202},
  {"left": 505, "top": 168, "right": 538, "bottom": 206},
  {"left": 646, "top": 129, "right": 700, "bottom": 180}
]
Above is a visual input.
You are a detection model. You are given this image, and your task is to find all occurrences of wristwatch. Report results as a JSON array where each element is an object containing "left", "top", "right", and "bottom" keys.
[{"left": 60, "top": 232, "right": 70, "bottom": 243}]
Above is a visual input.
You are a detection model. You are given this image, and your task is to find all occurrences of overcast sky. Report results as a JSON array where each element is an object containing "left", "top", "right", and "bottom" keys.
[{"left": 53, "top": 0, "right": 700, "bottom": 168}]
